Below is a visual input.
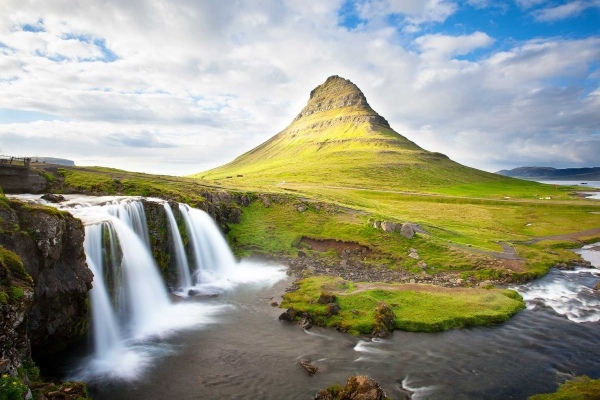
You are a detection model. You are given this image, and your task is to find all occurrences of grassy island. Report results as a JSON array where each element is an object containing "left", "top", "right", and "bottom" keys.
[{"left": 281, "top": 276, "right": 525, "bottom": 334}]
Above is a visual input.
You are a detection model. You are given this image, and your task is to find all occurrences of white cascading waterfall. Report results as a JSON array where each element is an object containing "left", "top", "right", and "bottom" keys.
[
  {"left": 83, "top": 223, "right": 123, "bottom": 360},
  {"left": 10, "top": 194, "right": 286, "bottom": 381},
  {"left": 179, "top": 203, "right": 236, "bottom": 285},
  {"left": 163, "top": 202, "right": 193, "bottom": 289}
]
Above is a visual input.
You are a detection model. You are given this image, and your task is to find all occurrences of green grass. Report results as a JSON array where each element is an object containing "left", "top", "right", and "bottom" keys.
[
  {"left": 53, "top": 167, "right": 218, "bottom": 205},
  {"left": 228, "top": 195, "right": 596, "bottom": 280},
  {"left": 280, "top": 276, "right": 525, "bottom": 334},
  {"left": 529, "top": 376, "right": 600, "bottom": 400}
]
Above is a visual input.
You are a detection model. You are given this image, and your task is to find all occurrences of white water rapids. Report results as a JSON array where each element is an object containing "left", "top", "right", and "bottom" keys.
[{"left": 515, "top": 243, "right": 600, "bottom": 323}]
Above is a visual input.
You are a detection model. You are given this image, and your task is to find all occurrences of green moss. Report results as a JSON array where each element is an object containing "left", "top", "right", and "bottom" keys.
[
  {"left": 9, "top": 286, "right": 23, "bottom": 301},
  {"left": 281, "top": 276, "right": 525, "bottom": 334},
  {"left": 0, "top": 247, "right": 30, "bottom": 283},
  {"left": 529, "top": 376, "right": 600, "bottom": 400}
]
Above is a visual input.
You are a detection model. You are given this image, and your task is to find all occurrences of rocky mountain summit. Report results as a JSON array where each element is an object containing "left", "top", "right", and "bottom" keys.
[{"left": 291, "top": 75, "right": 390, "bottom": 129}]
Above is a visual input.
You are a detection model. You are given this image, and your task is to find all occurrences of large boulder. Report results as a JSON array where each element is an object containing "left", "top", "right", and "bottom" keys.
[
  {"left": 372, "top": 302, "right": 396, "bottom": 338},
  {"left": 315, "top": 375, "right": 388, "bottom": 400}
]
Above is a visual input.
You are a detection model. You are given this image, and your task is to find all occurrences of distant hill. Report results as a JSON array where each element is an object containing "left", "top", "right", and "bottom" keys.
[
  {"left": 194, "top": 75, "right": 518, "bottom": 191},
  {"left": 31, "top": 157, "right": 75, "bottom": 166},
  {"left": 496, "top": 167, "right": 600, "bottom": 181}
]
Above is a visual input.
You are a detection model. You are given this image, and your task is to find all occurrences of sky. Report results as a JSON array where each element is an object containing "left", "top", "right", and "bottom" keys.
[{"left": 0, "top": 0, "right": 599, "bottom": 176}]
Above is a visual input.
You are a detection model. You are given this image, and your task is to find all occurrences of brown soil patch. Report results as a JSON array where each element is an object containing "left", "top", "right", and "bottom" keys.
[{"left": 300, "top": 237, "right": 370, "bottom": 254}]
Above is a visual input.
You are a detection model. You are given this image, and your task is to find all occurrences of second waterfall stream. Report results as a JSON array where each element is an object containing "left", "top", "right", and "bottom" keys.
[{"left": 40, "top": 195, "right": 286, "bottom": 381}]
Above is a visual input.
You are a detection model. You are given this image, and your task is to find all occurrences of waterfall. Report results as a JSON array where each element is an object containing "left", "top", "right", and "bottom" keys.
[
  {"left": 83, "top": 223, "right": 123, "bottom": 359},
  {"left": 9, "top": 194, "right": 286, "bottom": 381},
  {"left": 179, "top": 204, "right": 236, "bottom": 284},
  {"left": 163, "top": 203, "right": 192, "bottom": 289}
]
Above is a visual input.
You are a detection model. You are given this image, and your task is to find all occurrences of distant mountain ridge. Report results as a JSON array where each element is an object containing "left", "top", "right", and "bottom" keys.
[
  {"left": 195, "top": 75, "right": 516, "bottom": 191},
  {"left": 31, "top": 157, "right": 75, "bottom": 166},
  {"left": 496, "top": 167, "right": 600, "bottom": 181}
]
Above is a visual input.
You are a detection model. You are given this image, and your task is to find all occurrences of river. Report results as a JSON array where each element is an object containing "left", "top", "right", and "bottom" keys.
[{"left": 87, "top": 256, "right": 599, "bottom": 399}]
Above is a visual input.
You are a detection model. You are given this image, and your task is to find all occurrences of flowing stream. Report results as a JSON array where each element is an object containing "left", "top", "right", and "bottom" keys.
[{"left": 9, "top": 195, "right": 600, "bottom": 399}]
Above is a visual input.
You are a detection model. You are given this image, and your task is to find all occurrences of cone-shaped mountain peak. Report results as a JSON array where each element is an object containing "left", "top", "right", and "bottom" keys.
[
  {"left": 195, "top": 76, "right": 507, "bottom": 191},
  {"left": 293, "top": 75, "right": 389, "bottom": 128}
]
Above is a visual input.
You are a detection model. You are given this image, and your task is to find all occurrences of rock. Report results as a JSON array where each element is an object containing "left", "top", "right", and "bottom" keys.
[
  {"left": 372, "top": 302, "right": 395, "bottom": 338},
  {"left": 594, "top": 282, "right": 600, "bottom": 291},
  {"left": 380, "top": 221, "right": 397, "bottom": 233},
  {"left": 300, "top": 361, "right": 319, "bottom": 376},
  {"left": 41, "top": 193, "right": 65, "bottom": 203},
  {"left": 327, "top": 303, "right": 341, "bottom": 316},
  {"left": 300, "top": 315, "right": 313, "bottom": 329},
  {"left": 278, "top": 308, "right": 296, "bottom": 322},
  {"left": 418, "top": 260, "right": 427, "bottom": 269},
  {"left": 270, "top": 301, "right": 279, "bottom": 307},
  {"left": 297, "top": 205, "right": 307, "bottom": 212},
  {"left": 298, "top": 250, "right": 307, "bottom": 258},
  {"left": 400, "top": 223, "right": 415, "bottom": 239},
  {"left": 0, "top": 201, "right": 93, "bottom": 356},
  {"left": 408, "top": 250, "right": 419, "bottom": 259},
  {"left": 262, "top": 197, "right": 271, "bottom": 207},
  {"left": 315, "top": 375, "right": 387, "bottom": 400},
  {"left": 317, "top": 291, "right": 336, "bottom": 304},
  {"left": 188, "top": 289, "right": 201, "bottom": 296},
  {"left": 373, "top": 221, "right": 381, "bottom": 229}
]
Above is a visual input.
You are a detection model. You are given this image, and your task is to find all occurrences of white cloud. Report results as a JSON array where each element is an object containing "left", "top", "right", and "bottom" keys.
[
  {"left": 0, "top": 0, "right": 598, "bottom": 175},
  {"left": 415, "top": 31, "right": 495, "bottom": 59},
  {"left": 532, "top": 0, "right": 600, "bottom": 22}
]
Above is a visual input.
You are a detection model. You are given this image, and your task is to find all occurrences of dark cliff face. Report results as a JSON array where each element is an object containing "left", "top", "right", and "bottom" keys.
[
  {"left": 0, "top": 247, "right": 34, "bottom": 376},
  {"left": 0, "top": 166, "right": 49, "bottom": 194},
  {"left": 0, "top": 200, "right": 93, "bottom": 356}
]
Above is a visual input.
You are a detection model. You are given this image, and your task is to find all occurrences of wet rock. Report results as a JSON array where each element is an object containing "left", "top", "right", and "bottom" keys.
[
  {"left": 41, "top": 193, "right": 65, "bottom": 203},
  {"left": 278, "top": 308, "right": 297, "bottom": 322},
  {"left": 300, "top": 314, "right": 313, "bottom": 329},
  {"left": 188, "top": 289, "right": 201, "bottom": 296},
  {"left": 594, "top": 282, "right": 600, "bottom": 291},
  {"left": 300, "top": 361, "right": 319, "bottom": 376},
  {"left": 315, "top": 375, "right": 387, "bottom": 400},
  {"left": 270, "top": 301, "right": 279, "bottom": 307}
]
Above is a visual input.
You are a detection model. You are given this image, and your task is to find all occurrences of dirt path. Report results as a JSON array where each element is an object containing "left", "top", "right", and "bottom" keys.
[{"left": 525, "top": 227, "right": 600, "bottom": 244}]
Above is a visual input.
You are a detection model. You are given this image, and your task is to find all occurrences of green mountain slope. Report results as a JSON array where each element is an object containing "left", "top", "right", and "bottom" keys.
[{"left": 194, "top": 75, "right": 518, "bottom": 193}]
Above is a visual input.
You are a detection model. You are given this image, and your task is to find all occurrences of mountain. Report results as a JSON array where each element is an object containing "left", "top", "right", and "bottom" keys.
[
  {"left": 496, "top": 167, "right": 600, "bottom": 181},
  {"left": 195, "top": 75, "right": 514, "bottom": 191}
]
